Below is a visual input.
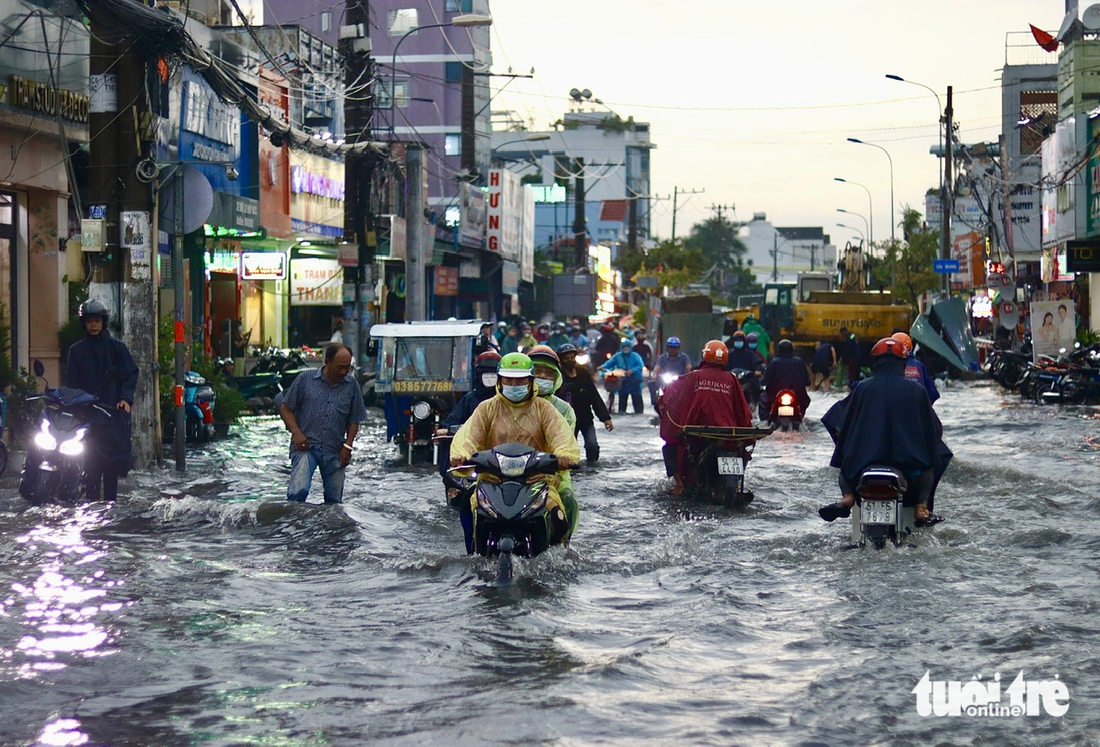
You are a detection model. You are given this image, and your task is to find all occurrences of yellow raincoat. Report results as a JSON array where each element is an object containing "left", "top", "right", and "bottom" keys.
[{"left": 451, "top": 392, "right": 581, "bottom": 532}]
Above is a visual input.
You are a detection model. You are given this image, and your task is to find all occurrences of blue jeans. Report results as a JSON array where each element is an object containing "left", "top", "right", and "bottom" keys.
[{"left": 287, "top": 446, "right": 346, "bottom": 504}]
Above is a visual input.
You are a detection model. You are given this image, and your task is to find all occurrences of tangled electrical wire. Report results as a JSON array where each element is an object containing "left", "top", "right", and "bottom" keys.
[{"left": 80, "top": 0, "right": 389, "bottom": 161}]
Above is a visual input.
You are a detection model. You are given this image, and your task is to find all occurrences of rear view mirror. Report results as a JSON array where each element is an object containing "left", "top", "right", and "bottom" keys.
[{"left": 32, "top": 359, "right": 44, "bottom": 377}]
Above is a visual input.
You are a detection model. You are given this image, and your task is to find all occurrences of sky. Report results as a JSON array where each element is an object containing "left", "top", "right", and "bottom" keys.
[{"left": 487, "top": 0, "right": 1067, "bottom": 247}]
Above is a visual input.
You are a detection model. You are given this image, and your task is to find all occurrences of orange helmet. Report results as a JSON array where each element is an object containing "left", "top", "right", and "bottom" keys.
[
  {"left": 871, "top": 337, "right": 907, "bottom": 359},
  {"left": 701, "top": 339, "right": 729, "bottom": 364},
  {"left": 891, "top": 332, "right": 913, "bottom": 355}
]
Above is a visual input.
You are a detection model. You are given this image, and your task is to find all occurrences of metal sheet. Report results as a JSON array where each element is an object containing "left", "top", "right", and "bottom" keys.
[
  {"left": 910, "top": 315, "right": 967, "bottom": 371},
  {"left": 369, "top": 321, "right": 485, "bottom": 338}
]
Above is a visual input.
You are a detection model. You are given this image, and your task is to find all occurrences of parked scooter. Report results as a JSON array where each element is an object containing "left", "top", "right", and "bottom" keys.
[
  {"left": 216, "top": 357, "right": 283, "bottom": 410},
  {"left": 455, "top": 442, "right": 570, "bottom": 583},
  {"left": 184, "top": 371, "right": 215, "bottom": 442},
  {"left": 766, "top": 389, "right": 803, "bottom": 431},
  {"left": 848, "top": 465, "right": 920, "bottom": 549},
  {"left": 19, "top": 361, "right": 111, "bottom": 505}
]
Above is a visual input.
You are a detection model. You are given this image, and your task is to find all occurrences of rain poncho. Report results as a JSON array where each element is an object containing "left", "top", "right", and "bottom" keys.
[
  {"left": 535, "top": 362, "right": 578, "bottom": 534},
  {"left": 761, "top": 353, "right": 811, "bottom": 414},
  {"left": 821, "top": 355, "right": 952, "bottom": 509},
  {"left": 740, "top": 317, "right": 771, "bottom": 357},
  {"left": 682, "top": 363, "right": 754, "bottom": 449},
  {"left": 600, "top": 349, "right": 645, "bottom": 394},
  {"left": 451, "top": 391, "right": 582, "bottom": 530}
]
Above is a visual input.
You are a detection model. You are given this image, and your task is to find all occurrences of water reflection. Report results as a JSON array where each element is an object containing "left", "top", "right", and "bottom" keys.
[
  {"left": 36, "top": 718, "right": 88, "bottom": 746},
  {"left": 2, "top": 506, "right": 126, "bottom": 680}
]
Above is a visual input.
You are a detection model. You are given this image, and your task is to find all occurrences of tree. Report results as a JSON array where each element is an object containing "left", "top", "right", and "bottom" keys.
[
  {"left": 616, "top": 238, "right": 708, "bottom": 293},
  {"left": 871, "top": 205, "right": 940, "bottom": 307},
  {"left": 683, "top": 216, "right": 761, "bottom": 303}
]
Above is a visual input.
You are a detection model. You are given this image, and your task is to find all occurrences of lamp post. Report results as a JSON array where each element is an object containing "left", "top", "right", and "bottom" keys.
[
  {"left": 836, "top": 208, "right": 868, "bottom": 241},
  {"left": 847, "top": 138, "right": 894, "bottom": 243},
  {"left": 389, "top": 14, "right": 492, "bottom": 136},
  {"left": 885, "top": 73, "right": 942, "bottom": 193},
  {"left": 491, "top": 133, "right": 551, "bottom": 166},
  {"left": 834, "top": 178, "right": 873, "bottom": 250},
  {"left": 836, "top": 222, "right": 866, "bottom": 243}
]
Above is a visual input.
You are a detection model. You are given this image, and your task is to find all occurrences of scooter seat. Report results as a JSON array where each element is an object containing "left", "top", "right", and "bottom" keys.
[{"left": 858, "top": 465, "right": 907, "bottom": 492}]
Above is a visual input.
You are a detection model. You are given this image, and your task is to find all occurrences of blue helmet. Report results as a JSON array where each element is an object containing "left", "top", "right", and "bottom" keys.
[{"left": 667, "top": 337, "right": 681, "bottom": 347}]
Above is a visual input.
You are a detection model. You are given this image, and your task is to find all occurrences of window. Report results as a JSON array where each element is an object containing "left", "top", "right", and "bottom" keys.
[
  {"left": 388, "top": 8, "right": 418, "bottom": 36},
  {"left": 445, "top": 61, "right": 463, "bottom": 83},
  {"left": 445, "top": 0, "right": 473, "bottom": 11},
  {"left": 376, "top": 80, "right": 410, "bottom": 109},
  {"left": 444, "top": 133, "right": 462, "bottom": 156},
  {"left": 321, "top": 11, "right": 331, "bottom": 32}
]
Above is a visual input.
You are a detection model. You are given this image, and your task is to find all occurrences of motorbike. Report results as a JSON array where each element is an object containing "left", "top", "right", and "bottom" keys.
[
  {"left": 19, "top": 384, "right": 111, "bottom": 505},
  {"left": 655, "top": 371, "right": 679, "bottom": 398},
  {"left": 601, "top": 367, "right": 625, "bottom": 410},
  {"left": 766, "top": 389, "right": 803, "bottom": 431},
  {"left": 848, "top": 465, "right": 919, "bottom": 549},
  {"left": 732, "top": 368, "right": 761, "bottom": 406},
  {"left": 456, "top": 442, "right": 569, "bottom": 582},
  {"left": 184, "top": 371, "right": 216, "bottom": 442},
  {"left": 680, "top": 425, "right": 773, "bottom": 507},
  {"left": 217, "top": 357, "right": 283, "bottom": 409}
]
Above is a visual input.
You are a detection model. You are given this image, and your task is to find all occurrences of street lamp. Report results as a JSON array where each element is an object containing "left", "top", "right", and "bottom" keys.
[
  {"left": 389, "top": 14, "right": 493, "bottom": 136},
  {"left": 492, "top": 133, "right": 551, "bottom": 164},
  {"left": 834, "top": 177, "right": 873, "bottom": 249},
  {"left": 847, "top": 138, "right": 894, "bottom": 243},
  {"left": 836, "top": 222, "right": 866, "bottom": 243},
  {"left": 885, "top": 73, "right": 943, "bottom": 217},
  {"left": 836, "top": 208, "right": 869, "bottom": 242}
]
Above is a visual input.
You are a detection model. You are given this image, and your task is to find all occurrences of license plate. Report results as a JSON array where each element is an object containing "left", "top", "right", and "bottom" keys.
[
  {"left": 778, "top": 406, "right": 795, "bottom": 417},
  {"left": 861, "top": 500, "right": 896, "bottom": 525},
  {"left": 717, "top": 456, "right": 743, "bottom": 475}
]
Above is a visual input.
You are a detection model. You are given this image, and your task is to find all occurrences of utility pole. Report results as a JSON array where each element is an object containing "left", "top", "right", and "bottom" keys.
[
  {"left": 942, "top": 85, "right": 954, "bottom": 294},
  {"left": 342, "top": 0, "right": 375, "bottom": 367},
  {"left": 670, "top": 186, "right": 704, "bottom": 241},
  {"left": 573, "top": 157, "right": 587, "bottom": 268},
  {"left": 406, "top": 143, "right": 426, "bottom": 321},
  {"left": 88, "top": 5, "right": 159, "bottom": 470},
  {"left": 772, "top": 232, "right": 778, "bottom": 281},
  {"left": 708, "top": 203, "right": 735, "bottom": 221}
]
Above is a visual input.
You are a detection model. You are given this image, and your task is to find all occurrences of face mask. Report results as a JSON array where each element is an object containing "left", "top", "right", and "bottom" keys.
[
  {"left": 501, "top": 383, "right": 529, "bottom": 402},
  {"left": 733, "top": 341, "right": 744, "bottom": 350},
  {"left": 481, "top": 373, "right": 498, "bottom": 388},
  {"left": 748, "top": 343, "right": 757, "bottom": 350},
  {"left": 535, "top": 378, "right": 555, "bottom": 395}
]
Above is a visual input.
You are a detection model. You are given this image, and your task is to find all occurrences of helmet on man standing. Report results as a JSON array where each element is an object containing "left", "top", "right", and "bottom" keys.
[
  {"left": 79, "top": 299, "right": 109, "bottom": 323},
  {"left": 701, "top": 339, "right": 729, "bottom": 364},
  {"left": 891, "top": 332, "right": 914, "bottom": 355}
]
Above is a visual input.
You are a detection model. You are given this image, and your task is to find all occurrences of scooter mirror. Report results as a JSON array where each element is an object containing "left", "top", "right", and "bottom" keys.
[{"left": 32, "top": 359, "right": 44, "bottom": 377}]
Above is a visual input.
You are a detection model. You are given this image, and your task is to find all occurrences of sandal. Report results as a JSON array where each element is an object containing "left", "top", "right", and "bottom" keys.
[{"left": 818, "top": 503, "right": 852, "bottom": 522}]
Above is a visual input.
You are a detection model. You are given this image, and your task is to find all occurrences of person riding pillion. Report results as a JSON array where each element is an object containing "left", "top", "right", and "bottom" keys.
[
  {"left": 450, "top": 353, "right": 581, "bottom": 543},
  {"left": 528, "top": 345, "right": 580, "bottom": 537},
  {"left": 818, "top": 337, "right": 952, "bottom": 524},
  {"left": 436, "top": 351, "right": 501, "bottom": 494}
]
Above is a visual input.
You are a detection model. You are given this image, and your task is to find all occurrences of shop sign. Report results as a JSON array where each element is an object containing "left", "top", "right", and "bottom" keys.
[
  {"left": 434, "top": 266, "right": 459, "bottom": 297},
  {"left": 1041, "top": 246, "right": 1071, "bottom": 282},
  {"left": 1089, "top": 117, "right": 1100, "bottom": 237},
  {"left": 207, "top": 193, "right": 260, "bottom": 232},
  {"left": 291, "top": 165, "right": 345, "bottom": 200},
  {"left": 337, "top": 245, "right": 359, "bottom": 267},
  {"left": 486, "top": 169, "right": 522, "bottom": 261},
  {"left": 1066, "top": 240, "right": 1100, "bottom": 273},
  {"left": 183, "top": 80, "right": 239, "bottom": 147},
  {"left": 290, "top": 258, "right": 343, "bottom": 306},
  {"left": 458, "top": 182, "right": 486, "bottom": 247},
  {"left": 8, "top": 75, "right": 89, "bottom": 123},
  {"left": 241, "top": 251, "right": 286, "bottom": 280}
]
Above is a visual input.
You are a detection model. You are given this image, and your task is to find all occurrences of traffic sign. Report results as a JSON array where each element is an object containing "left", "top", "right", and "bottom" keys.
[{"left": 933, "top": 259, "right": 960, "bottom": 274}]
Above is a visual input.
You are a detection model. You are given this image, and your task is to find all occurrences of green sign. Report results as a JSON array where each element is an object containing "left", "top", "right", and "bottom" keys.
[{"left": 1088, "top": 116, "right": 1100, "bottom": 237}]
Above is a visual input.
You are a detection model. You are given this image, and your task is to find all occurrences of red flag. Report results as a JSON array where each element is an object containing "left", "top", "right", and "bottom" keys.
[{"left": 1030, "top": 24, "right": 1059, "bottom": 53}]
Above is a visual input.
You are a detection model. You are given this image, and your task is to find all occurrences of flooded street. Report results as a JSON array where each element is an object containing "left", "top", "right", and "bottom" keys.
[{"left": 1, "top": 380, "right": 1099, "bottom": 744}]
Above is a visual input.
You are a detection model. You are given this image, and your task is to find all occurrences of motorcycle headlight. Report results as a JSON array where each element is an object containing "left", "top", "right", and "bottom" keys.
[
  {"left": 410, "top": 401, "right": 432, "bottom": 421},
  {"left": 496, "top": 454, "right": 529, "bottom": 478},
  {"left": 576, "top": 353, "right": 590, "bottom": 366},
  {"left": 34, "top": 430, "right": 57, "bottom": 451},
  {"left": 59, "top": 439, "right": 85, "bottom": 456}
]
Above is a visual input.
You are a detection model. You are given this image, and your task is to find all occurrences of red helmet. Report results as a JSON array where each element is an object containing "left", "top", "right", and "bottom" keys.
[
  {"left": 702, "top": 339, "right": 729, "bottom": 364},
  {"left": 891, "top": 332, "right": 913, "bottom": 354},
  {"left": 475, "top": 351, "right": 501, "bottom": 371},
  {"left": 871, "top": 337, "right": 906, "bottom": 359}
]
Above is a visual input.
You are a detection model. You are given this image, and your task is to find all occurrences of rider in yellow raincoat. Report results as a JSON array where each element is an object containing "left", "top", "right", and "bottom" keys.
[{"left": 451, "top": 353, "right": 581, "bottom": 541}]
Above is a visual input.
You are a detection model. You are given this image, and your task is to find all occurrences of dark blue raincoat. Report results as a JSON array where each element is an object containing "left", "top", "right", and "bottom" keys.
[{"left": 64, "top": 331, "right": 138, "bottom": 474}]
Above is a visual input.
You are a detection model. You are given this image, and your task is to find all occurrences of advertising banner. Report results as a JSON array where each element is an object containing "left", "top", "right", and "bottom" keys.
[
  {"left": 1031, "top": 300, "right": 1076, "bottom": 361},
  {"left": 290, "top": 258, "right": 343, "bottom": 306},
  {"left": 486, "top": 169, "right": 522, "bottom": 261},
  {"left": 458, "top": 182, "right": 486, "bottom": 247},
  {"left": 434, "top": 266, "right": 459, "bottom": 297},
  {"left": 520, "top": 184, "right": 535, "bottom": 284},
  {"left": 241, "top": 251, "right": 286, "bottom": 280}
]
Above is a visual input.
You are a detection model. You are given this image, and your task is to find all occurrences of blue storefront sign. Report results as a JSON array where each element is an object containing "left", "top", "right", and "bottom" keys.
[
  {"left": 177, "top": 67, "right": 254, "bottom": 197},
  {"left": 933, "top": 259, "right": 960, "bottom": 274}
]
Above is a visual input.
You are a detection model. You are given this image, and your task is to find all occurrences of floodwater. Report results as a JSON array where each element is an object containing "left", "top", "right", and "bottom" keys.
[{"left": 1, "top": 381, "right": 1099, "bottom": 745}]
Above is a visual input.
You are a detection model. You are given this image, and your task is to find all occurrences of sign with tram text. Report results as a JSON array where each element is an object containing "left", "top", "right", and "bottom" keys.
[{"left": 289, "top": 258, "right": 342, "bottom": 306}]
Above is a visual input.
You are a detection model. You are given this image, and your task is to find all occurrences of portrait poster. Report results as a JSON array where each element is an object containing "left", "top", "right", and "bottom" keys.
[{"left": 1031, "top": 300, "right": 1076, "bottom": 362}]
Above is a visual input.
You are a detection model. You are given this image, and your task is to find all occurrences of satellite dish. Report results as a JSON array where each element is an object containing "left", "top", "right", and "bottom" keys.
[
  {"left": 159, "top": 165, "right": 215, "bottom": 234},
  {"left": 987, "top": 271, "right": 1016, "bottom": 300},
  {"left": 997, "top": 301, "right": 1020, "bottom": 330},
  {"left": 1084, "top": 4, "right": 1100, "bottom": 30}
]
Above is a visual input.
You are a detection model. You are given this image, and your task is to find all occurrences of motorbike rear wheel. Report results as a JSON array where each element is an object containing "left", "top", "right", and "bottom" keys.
[{"left": 864, "top": 525, "right": 891, "bottom": 550}]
